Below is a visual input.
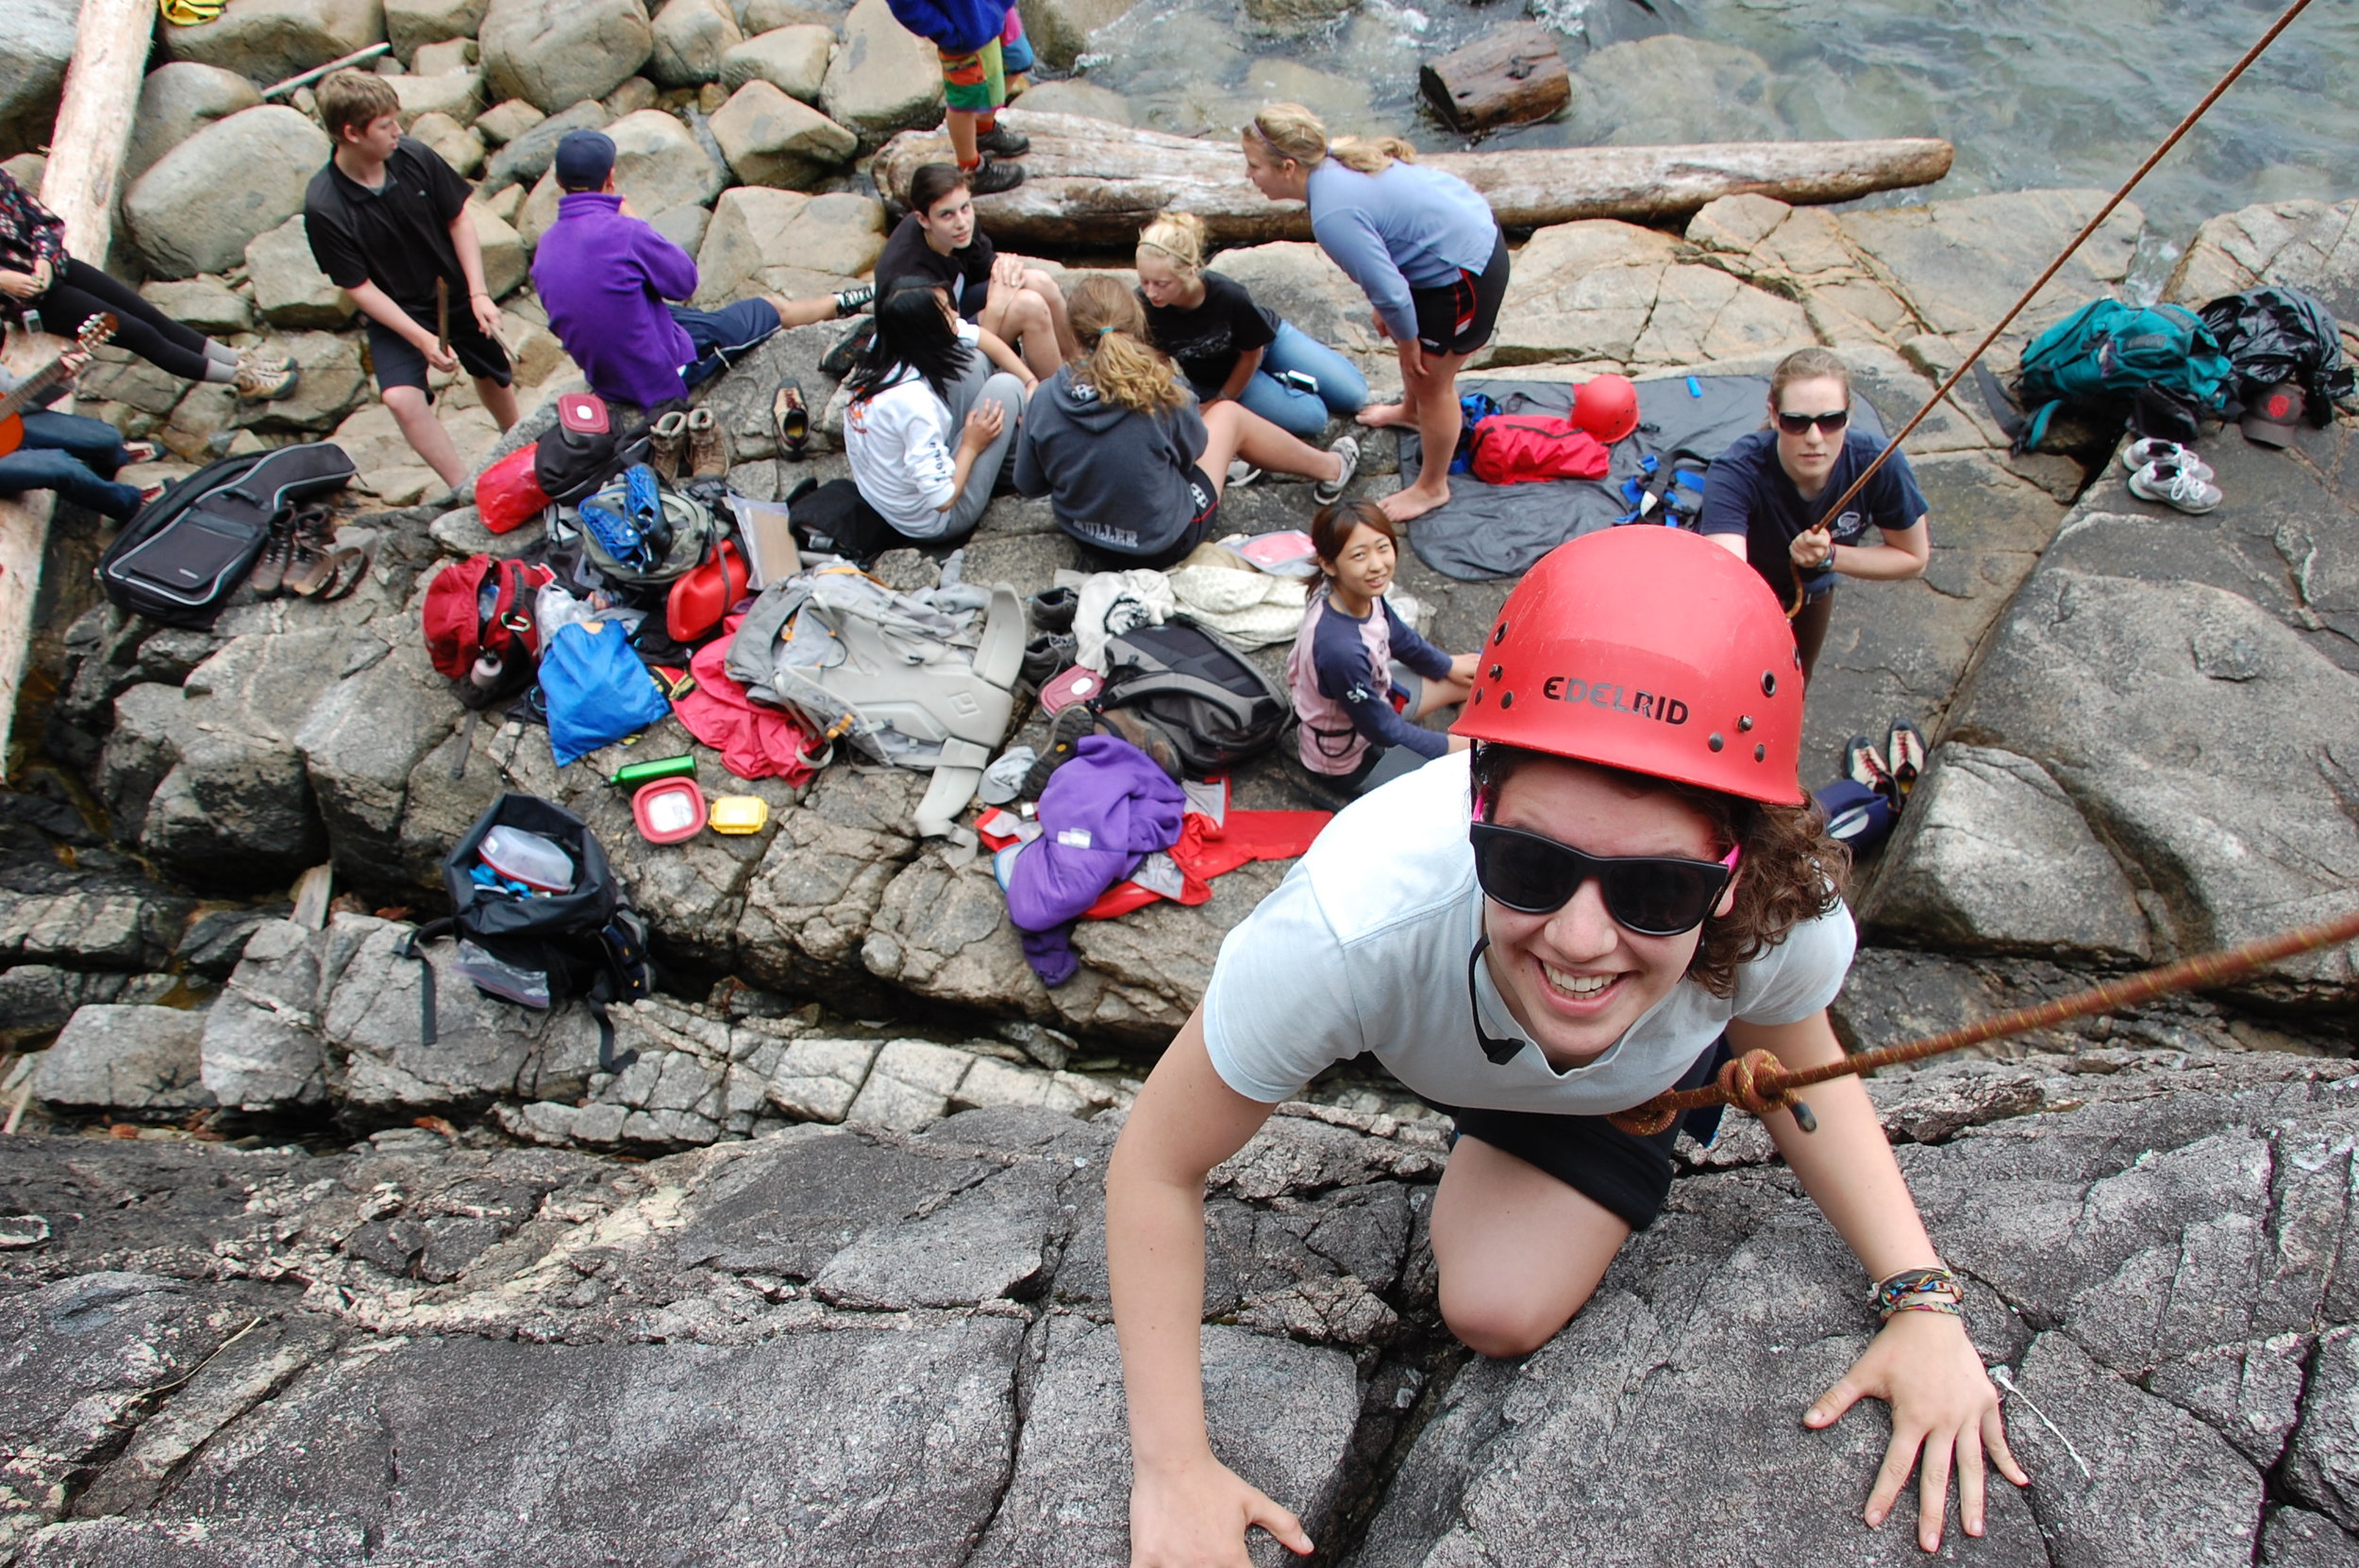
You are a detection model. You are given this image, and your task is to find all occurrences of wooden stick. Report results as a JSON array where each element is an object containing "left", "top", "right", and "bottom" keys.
[
  {"left": 259, "top": 42, "right": 393, "bottom": 102},
  {"left": 0, "top": 0, "right": 152, "bottom": 780}
]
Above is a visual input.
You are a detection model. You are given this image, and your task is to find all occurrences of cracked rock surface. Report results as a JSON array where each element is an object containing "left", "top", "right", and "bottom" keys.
[{"left": 7, "top": 1052, "right": 2359, "bottom": 1566}]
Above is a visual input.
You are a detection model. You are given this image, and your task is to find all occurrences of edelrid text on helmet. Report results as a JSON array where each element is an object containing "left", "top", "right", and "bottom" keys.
[{"left": 1451, "top": 527, "right": 1804, "bottom": 804}]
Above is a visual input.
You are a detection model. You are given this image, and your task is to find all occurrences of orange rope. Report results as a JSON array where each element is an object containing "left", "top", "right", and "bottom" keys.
[
  {"left": 1607, "top": 906, "right": 2359, "bottom": 1136},
  {"left": 1779, "top": 0, "right": 2317, "bottom": 622}
]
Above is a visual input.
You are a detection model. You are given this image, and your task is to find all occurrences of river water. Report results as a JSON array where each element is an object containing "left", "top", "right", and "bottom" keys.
[{"left": 1071, "top": 0, "right": 2359, "bottom": 244}]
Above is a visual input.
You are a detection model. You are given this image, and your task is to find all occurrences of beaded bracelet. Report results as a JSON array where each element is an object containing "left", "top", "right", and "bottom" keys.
[{"left": 1871, "top": 1266, "right": 1964, "bottom": 1321}]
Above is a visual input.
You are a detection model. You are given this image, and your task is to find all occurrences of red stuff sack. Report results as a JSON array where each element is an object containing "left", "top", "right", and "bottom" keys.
[
  {"left": 423, "top": 554, "right": 555, "bottom": 708},
  {"left": 1466, "top": 414, "right": 1611, "bottom": 485},
  {"left": 476, "top": 445, "right": 552, "bottom": 534}
]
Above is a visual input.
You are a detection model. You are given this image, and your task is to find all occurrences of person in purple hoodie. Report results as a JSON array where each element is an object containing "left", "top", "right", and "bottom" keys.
[{"left": 530, "top": 131, "right": 875, "bottom": 411}]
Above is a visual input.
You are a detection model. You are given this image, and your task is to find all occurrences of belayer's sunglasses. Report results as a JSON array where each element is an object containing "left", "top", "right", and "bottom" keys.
[
  {"left": 1468, "top": 824, "right": 1739, "bottom": 936},
  {"left": 1774, "top": 407, "right": 1850, "bottom": 436}
]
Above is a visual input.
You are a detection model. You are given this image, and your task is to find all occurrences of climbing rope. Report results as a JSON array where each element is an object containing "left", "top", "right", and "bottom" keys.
[
  {"left": 1606, "top": 905, "right": 2359, "bottom": 1137},
  {"left": 1783, "top": 0, "right": 2318, "bottom": 620}
]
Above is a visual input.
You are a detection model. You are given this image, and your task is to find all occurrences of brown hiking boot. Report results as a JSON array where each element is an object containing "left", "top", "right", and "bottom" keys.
[
  {"left": 1097, "top": 708, "right": 1182, "bottom": 781},
  {"left": 280, "top": 508, "right": 340, "bottom": 597},
  {"left": 247, "top": 514, "right": 295, "bottom": 598},
  {"left": 686, "top": 407, "right": 728, "bottom": 477},
  {"left": 648, "top": 409, "right": 688, "bottom": 482}
]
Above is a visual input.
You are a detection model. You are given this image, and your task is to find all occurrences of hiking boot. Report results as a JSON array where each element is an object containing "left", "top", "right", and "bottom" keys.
[
  {"left": 963, "top": 157, "right": 1025, "bottom": 196},
  {"left": 818, "top": 320, "right": 874, "bottom": 379},
  {"left": 1844, "top": 735, "right": 1898, "bottom": 806},
  {"left": 1020, "top": 632, "right": 1077, "bottom": 690},
  {"left": 280, "top": 508, "right": 339, "bottom": 597},
  {"left": 234, "top": 357, "right": 299, "bottom": 402},
  {"left": 1314, "top": 434, "right": 1360, "bottom": 506},
  {"left": 686, "top": 407, "right": 728, "bottom": 477},
  {"left": 247, "top": 514, "right": 295, "bottom": 597},
  {"left": 1098, "top": 707, "right": 1181, "bottom": 781},
  {"left": 1021, "top": 703, "right": 1096, "bottom": 798},
  {"left": 975, "top": 122, "right": 1031, "bottom": 158},
  {"left": 648, "top": 409, "right": 688, "bottom": 482},
  {"left": 2128, "top": 459, "right": 2221, "bottom": 514},
  {"left": 832, "top": 284, "right": 875, "bottom": 319},
  {"left": 773, "top": 381, "right": 809, "bottom": 460},
  {"left": 2120, "top": 438, "right": 2213, "bottom": 483},
  {"left": 1026, "top": 585, "right": 1077, "bottom": 633},
  {"left": 1885, "top": 715, "right": 1927, "bottom": 799}
]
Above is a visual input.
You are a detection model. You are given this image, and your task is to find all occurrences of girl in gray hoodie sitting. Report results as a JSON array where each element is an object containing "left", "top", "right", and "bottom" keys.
[{"left": 1013, "top": 274, "right": 1358, "bottom": 567}]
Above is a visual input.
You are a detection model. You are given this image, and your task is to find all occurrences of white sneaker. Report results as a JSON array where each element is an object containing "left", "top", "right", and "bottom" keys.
[
  {"left": 2120, "top": 438, "right": 2213, "bottom": 483},
  {"left": 1314, "top": 434, "right": 1360, "bottom": 506},
  {"left": 1226, "top": 458, "right": 1262, "bottom": 488},
  {"left": 2128, "top": 459, "right": 2221, "bottom": 514}
]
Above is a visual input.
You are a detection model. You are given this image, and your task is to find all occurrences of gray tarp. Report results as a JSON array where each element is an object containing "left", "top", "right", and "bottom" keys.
[{"left": 1400, "top": 375, "right": 1891, "bottom": 581}]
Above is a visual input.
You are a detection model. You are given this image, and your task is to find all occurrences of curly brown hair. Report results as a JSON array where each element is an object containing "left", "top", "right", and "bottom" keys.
[{"left": 1469, "top": 743, "right": 1849, "bottom": 998}]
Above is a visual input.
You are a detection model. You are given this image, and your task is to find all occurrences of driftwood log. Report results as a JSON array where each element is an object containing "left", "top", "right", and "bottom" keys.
[
  {"left": 874, "top": 110, "right": 1955, "bottom": 245},
  {"left": 0, "top": 0, "right": 153, "bottom": 775},
  {"left": 1419, "top": 23, "right": 1570, "bottom": 134}
]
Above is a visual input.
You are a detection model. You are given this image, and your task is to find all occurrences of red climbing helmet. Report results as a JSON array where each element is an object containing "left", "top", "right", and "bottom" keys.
[
  {"left": 1572, "top": 373, "right": 1640, "bottom": 444},
  {"left": 1451, "top": 526, "right": 1805, "bottom": 804}
]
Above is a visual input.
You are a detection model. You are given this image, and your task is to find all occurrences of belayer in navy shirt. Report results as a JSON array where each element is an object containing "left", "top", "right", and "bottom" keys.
[{"left": 1698, "top": 347, "right": 1931, "bottom": 685}]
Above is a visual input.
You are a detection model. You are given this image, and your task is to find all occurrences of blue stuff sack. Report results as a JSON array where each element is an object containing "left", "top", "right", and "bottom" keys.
[
  {"left": 540, "top": 620, "right": 671, "bottom": 767},
  {"left": 1815, "top": 777, "right": 1897, "bottom": 852}
]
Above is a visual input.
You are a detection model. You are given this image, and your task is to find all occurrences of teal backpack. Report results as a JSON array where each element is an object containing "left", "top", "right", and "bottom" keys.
[{"left": 2015, "top": 299, "right": 2232, "bottom": 450}]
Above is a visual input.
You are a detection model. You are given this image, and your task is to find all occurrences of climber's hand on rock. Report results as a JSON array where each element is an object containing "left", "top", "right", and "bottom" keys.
[
  {"left": 1129, "top": 1451, "right": 1311, "bottom": 1567},
  {"left": 1804, "top": 1308, "right": 2027, "bottom": 1554}
]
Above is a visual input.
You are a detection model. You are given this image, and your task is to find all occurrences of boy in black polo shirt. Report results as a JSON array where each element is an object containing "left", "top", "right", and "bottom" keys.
[{"left": 304, "top": 70, "right": 518, "bottom": 492}]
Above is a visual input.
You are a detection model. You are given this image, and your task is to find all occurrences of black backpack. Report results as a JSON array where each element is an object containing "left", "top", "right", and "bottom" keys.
[
  {"left": 535, "top": 408, "right": 653, "bottom": 506},
  {"left": 97, "top": 442, "right": 357, "bottom": 626},
  {"left": 2199, "top": 286, "right": 2357, "bottom": 420},
  {"left": 396, "top": 793, "right": 654, "bottom": 1073},
  {"left": 1098, "top": 616, "right": 1289, "bottom": 776}
]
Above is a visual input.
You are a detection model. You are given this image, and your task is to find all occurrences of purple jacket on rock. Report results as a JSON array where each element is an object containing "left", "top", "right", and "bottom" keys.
[
  {"left": 530, "top": 192, "right": 700, "bottom": 409},
  {"left": 1002, "top": 735, "right": 1185, "bottom": 986}
]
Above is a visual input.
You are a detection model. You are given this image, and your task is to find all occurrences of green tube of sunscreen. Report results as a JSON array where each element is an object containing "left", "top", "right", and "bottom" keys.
[{"left": 611, "top": 754, "right": 697, "bottom": 788}]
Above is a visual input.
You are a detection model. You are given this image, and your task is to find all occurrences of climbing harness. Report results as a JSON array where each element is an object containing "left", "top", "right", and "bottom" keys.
[
  {"left": 1782, "top": 0, "right": 2318, "bottom": 620},
  {"left": 1606, "top": 905, "right": 2359, "bottom": 1137}
]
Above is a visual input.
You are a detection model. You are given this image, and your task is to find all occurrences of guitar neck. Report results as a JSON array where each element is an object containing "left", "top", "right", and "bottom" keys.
[{"left": 0, "top": 359, "right": 69, "bottom": 424}]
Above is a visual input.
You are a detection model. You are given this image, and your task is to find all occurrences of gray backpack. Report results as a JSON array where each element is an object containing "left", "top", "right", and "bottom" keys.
[{"left": 1099, "top": 616, "right": 1290, "bottom": 777}]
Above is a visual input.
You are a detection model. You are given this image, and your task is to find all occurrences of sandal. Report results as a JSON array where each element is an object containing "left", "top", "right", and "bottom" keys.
[
  {"left": 773, "top": 381, "right": 809, "bottom": 460},
  {"left": 316, "top": 545, "right": 370, "bottom": 601}
]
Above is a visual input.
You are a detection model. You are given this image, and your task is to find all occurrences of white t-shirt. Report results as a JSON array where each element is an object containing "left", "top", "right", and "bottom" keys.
[
  {"left": 1201, "top": 750, "right": 1856, "bottom": 1114},
  {"left": 842, "top": 324, "right": 984, "bottom": 541}
]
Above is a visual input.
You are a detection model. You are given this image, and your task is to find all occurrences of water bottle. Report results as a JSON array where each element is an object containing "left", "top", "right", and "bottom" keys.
[{"left": 470, "top": 651, "right": 503, "bottom": 690}]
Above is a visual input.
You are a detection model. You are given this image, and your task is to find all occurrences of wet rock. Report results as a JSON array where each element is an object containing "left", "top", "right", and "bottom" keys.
[
  {"left": 709, "top": 79, "right": 858, "bottom": 188},
  {"left": 123, "top": 63, "right": 263, "bottom": 190},
  {"left": 648, "top": 0, "right": 743, "bottom": 88},
  {"left": 244, "top": 215, "right": 356, "bottom": 331},
  {"left": 1867, "top": 743, "right": 2151, "bottom": 963},
  {"left": 124, "top": 106, "right": 333, "bottom": 282},
  {"left": 479, "top": 0, "right": 655, "bottom": 115},
  {"left": 1020, "top": 0, "right": 1140, "bottom": 71},
  {"left": 30, "top": 1005, "right": 215, "bottom": 1114},
  {"left": 389, "top": 66, "right": 484, "bottom": 128},
  {"left": 720, "top": 25, "right": 835, "bottom": 104},
  {"left": 388, "top": 0, "right": 491, "bottom": 60},
  {"left": 1568, "top": 35, "right": 1784, "bottom": 147},
  {"left": 160, "top": 0, "right": 388, "bottom": 89},
  {"left": 819, "top": 0, "right": 945, "bottom": 141},
  {"left": 1012, "top": 78, "right": 1133, "bottom": 125}
]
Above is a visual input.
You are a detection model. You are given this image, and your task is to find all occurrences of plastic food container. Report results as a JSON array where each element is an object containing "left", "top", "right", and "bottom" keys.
[
  {"left": 632, "top": 778, "right": 708, "bottom": 843},
  {"left": 708, "top": 794, "right": 770, "bottom": 835},
  {"left": 478, "top": 826, "right": 577, "bottom": 892}
]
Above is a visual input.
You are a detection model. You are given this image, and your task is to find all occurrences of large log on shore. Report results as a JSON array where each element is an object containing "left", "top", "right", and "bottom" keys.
[
  {"left": 1, "top": 0, "right": 154, "bottom": 775},
  {"left": 874, "top": 110, "right": 1954, "bottom": 245}
]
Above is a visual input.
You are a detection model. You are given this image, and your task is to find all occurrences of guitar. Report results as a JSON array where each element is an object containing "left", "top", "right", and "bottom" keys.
[{"left": 0, "top": 313, "right": 120, "bottom": 459}]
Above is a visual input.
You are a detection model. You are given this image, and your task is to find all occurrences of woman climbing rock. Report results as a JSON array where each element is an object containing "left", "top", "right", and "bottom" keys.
[{"left": 1106, "top": 525, "right": 2022, "bottom": 1565}]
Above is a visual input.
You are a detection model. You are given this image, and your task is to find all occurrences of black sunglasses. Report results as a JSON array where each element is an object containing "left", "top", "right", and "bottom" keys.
[
  {"left": 1468, "top": 823, "right": 1739, "bottom": 936},
  {"left": 1774, "top": 407, "right": 1849, "bottom": 436}
]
